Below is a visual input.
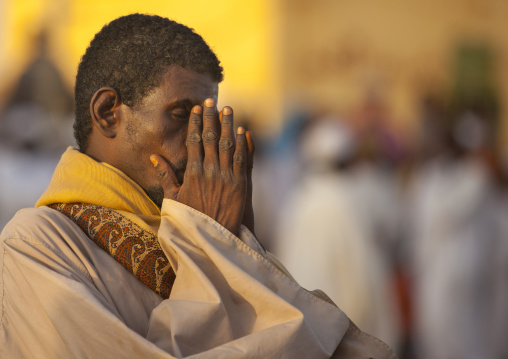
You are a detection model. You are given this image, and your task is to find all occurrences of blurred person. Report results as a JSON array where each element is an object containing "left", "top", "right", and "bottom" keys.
[
  {"left": 406, "top": 104, "right": 508, "bottom": 359},
  {"left": 0, "top": 14, "right": 396, "bottom": 358},
  {"left": 251, "top": 111, "right": 310, "bottom": 250},
  {"left": 274, "top": 116, "right": 401, "bottom": 351},
  {"left": 348, "top": 92, "right": 408, "bottom": 259},
  {"left": 0, "top": 30, "right": 74, "bottom": 229},
  {"left": 0, "top": 30, "right": 74, "bottom": 150}
]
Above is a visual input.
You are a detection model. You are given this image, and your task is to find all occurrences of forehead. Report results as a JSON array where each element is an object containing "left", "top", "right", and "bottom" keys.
[{"left": 148, "top": 65, "right": 218, "bottom": 105}]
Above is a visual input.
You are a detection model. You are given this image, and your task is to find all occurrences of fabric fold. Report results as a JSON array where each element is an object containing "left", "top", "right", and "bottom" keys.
[{"left": 146, "top": 199, "right": 349, "bottom": 358}]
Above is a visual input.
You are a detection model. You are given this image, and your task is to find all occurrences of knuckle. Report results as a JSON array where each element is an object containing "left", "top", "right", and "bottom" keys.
[
  {"left": 188, "top": 162, "right": 202, "bottom": 176},
  {"left": 190, "top": 116, "right": 201, "bottom": 125},
  {"left": 202, "top": 130, "right": 218, "bottom": 143},
  {"left": 232, "top": 177, "right": 246, "bottom": 190},
  {"left": 187, "top": 132, "right": 202, "bottom": 144},
  {"left": 203, "top": 113, "right": 216, "bottom": 122},
  {"left": 219, "top": 138, "right": 234, "bottom": 151},
  {"left": 234, "top": 153, "right": 247, "bottom": 163},
  {"left": 204, "top": 162, "right": 218, "bottom": 178},
  {"left": 221, "top": 116, "right": 232, "bottom": 126}
]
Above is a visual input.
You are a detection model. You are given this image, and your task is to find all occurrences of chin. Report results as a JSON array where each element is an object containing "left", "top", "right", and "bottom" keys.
[
  {"left": 146, "top": 185, "right": 165, "bottom": 208},
  {"left": 173, "top": 159, "right": 187, "bottom": 184}
]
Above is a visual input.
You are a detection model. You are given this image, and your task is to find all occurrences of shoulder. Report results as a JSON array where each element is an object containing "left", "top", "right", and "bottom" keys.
[
  {"left": 1, "top": 206, "right": 79, "bottom": 246},
  {"left": 0, "top": 206, "right": 92, "bottom": 279}
]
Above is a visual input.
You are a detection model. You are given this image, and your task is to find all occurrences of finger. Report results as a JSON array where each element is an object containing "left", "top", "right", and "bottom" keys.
[
  {"left": 219, "top": 106, "right": 235, "bottom": 171},
  {"left": 233, "top": 127, "right": 247, "bottom": 179},
  {"left": 245, "top": 130, "right": 255, "bottom": 174},
  {"left": 202, "top": 98, "right": 220, "bottom": 169},
  {"left": 186, "top": 105, "right": 204, "bottom": 164},
  {"left": 150, "top": 154, "right": 180, "bottom": 200},
  {"left": 242, "top": 130, "right": 255, "bottom": 233}
]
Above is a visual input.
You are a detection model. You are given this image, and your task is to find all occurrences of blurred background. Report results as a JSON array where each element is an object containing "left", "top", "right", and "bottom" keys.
[{"left": 1, "top": 0, "right": 508, "bottom": 357}]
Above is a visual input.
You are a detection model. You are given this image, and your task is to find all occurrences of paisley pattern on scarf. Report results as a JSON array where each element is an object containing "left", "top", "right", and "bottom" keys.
[{"left": 49, "top": 203, "right": 175, "bottom": 299}]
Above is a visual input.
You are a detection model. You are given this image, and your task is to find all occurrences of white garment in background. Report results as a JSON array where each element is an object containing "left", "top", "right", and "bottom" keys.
[
  {"left": 0, "top": 146, "right": 59, "bottom": 228},
  {"left": 407, "top": 157, "right": 508, "bottom": 359},
  {"left": 274, "top": 171, "right": 400, "bottom": 350}
]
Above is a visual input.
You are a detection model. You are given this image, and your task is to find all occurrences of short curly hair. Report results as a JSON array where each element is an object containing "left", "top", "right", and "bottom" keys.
[{"left": 74, "top": 13, "right": 224, "bottom": 151}]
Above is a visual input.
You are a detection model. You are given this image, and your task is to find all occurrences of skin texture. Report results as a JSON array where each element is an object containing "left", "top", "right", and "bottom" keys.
[{"left": 86, "top": 65, "right": 255, "bottom": 236}]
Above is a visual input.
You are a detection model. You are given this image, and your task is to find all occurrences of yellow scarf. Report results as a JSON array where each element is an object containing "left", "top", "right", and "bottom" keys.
[{"left": 36, "top": 147, "right": 161, "bottom": 235}]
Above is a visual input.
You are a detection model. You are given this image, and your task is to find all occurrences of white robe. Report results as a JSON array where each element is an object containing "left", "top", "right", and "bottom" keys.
[
  {"left": 407, "top": 157, "right": 508, "bottom": 358},
  {"left": 274, "top": 171, "right": 400, "bottom": 350},
  {"left": 0, "top": 199, "right": 395, "bottom": 358}
]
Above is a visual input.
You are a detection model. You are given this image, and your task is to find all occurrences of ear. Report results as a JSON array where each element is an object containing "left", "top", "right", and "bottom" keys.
[{"left": 90, "top": 87, "right": 121, "bottom": 138}]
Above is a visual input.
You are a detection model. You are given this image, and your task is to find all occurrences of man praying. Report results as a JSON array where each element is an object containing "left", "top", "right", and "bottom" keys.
[{"left": 0, "top": 13, "right": 395, "bottom": 358}]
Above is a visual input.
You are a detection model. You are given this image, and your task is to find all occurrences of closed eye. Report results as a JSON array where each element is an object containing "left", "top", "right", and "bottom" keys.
[
  {"left": 167, "top": 99, "right": 194, "bottom": 122},
  {"left": 171, "top": 108, "right": 190, "bottom": 121}
]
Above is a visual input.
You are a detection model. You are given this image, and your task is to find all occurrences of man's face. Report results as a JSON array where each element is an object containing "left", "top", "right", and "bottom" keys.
[{"left": 117, "top": 65, "right": 218, "bottom": 207}]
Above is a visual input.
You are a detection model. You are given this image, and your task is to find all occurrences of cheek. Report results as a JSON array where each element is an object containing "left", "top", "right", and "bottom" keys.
[
  {"left": 175, "top": 129, "right": 189, "bottom": 157},
  {"left": 161, "top": 127, "right": 188, "bottom": 158}
]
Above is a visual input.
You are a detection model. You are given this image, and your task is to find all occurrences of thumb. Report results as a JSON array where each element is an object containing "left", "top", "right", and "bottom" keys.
[{"left": 150, "top": 154, "right": 180, "bottom": 200}]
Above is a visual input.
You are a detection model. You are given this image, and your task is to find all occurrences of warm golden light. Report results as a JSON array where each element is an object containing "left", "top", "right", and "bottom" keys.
[{"left": 0, "top": 0, "right": 280, "bottom": 131}]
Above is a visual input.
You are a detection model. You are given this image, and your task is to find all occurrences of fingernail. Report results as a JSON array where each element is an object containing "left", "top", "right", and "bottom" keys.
[
  {"left": 149, "top": 155, "right": 159, "bottom": 167},
  {"left": 237, "top": 127, "right": 245, "bottom": 134},
  {"left": 193, "top": 105, "right": 202, "bottom": 114},
  {"left": 204, "top": 98, "right": 215, "bottom": 107},
  {"left": 223, "top": 106, "right": 232, "bottom": 115}
]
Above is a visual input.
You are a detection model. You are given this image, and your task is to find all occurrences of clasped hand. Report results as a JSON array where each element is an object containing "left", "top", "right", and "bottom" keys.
[{"left": 150, "top": 98, "right": 254, "bottom": 236}]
